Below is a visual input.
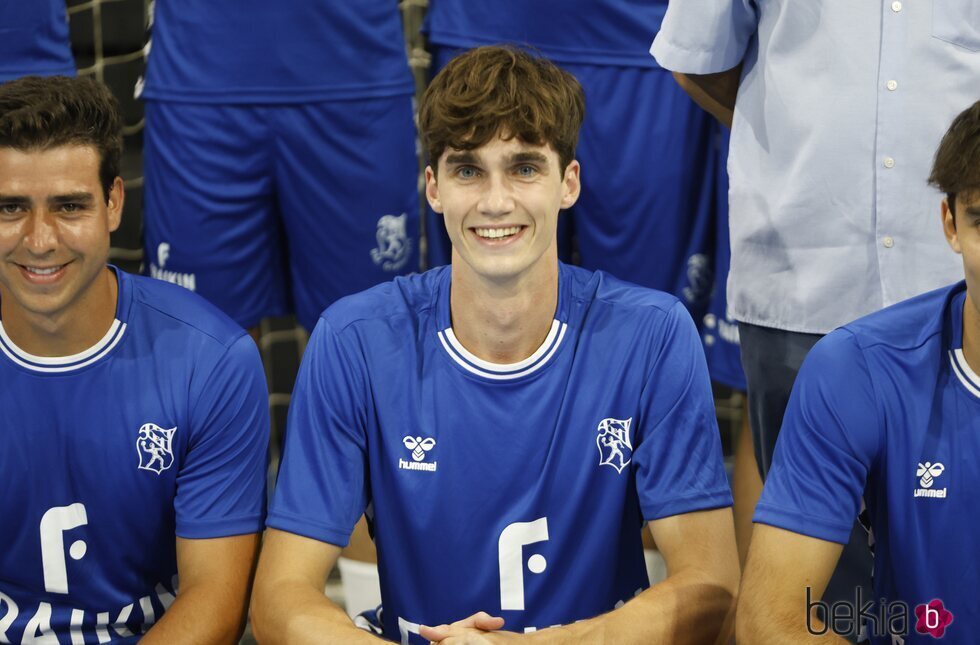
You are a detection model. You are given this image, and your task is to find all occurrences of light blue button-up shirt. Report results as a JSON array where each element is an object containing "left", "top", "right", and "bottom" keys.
[{"left": 652, "top": 0, "right": 978, "bottom": 333}]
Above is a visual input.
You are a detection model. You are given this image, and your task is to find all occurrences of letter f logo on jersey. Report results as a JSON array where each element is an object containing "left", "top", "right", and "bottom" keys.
[
  {"left": 137, "top": 423, "right": 176, "bottom": 474},
  {"left": 596, "top": 417, "right": 633, "bottom": 474}
]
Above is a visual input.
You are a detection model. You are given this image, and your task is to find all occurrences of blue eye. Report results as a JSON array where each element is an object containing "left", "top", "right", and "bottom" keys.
[
  {"left": 516, "top": 165, "right": 537, "bottom": 177},
  {"left": 457, "top": 166, "right": 478, "bottom": 179}
]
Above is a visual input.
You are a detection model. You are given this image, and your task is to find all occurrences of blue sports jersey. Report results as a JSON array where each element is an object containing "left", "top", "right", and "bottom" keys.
[
  {"left": 756, "top": 282, "right": 979, "bottom": 643},
  {"left": 140, "top": 0, "right": 414, "bottom": 103},
  {"left": 423, "top": 0, "right": 667, "bottom": 67},
  {"left": 269, "top": 263, "right": 732, "bottom": 642},
  {"left": 0, "top": 0, "right": 75, "bottom": 82},
  {"left": 0, "top": 269, "right": 269, "bottom": 643}
]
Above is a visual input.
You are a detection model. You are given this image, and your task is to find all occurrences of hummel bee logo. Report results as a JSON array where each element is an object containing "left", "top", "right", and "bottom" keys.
[
  {"left": 403, "top": 436, "right": 436, "bottom": 461},
  {"left": 914, "top": 461, "right": 947, "bottom": 499},
  {"left": 399, "top": 436, "right": 438, "bottom": 473}
]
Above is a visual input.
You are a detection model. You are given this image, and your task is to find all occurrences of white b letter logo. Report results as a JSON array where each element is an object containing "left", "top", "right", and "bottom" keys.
[
  {"left": 498, "top": 517, "right": 549, "bottom": 611},
  {"left": 39, "top": 503, "right": 88, "bottom": 594}
]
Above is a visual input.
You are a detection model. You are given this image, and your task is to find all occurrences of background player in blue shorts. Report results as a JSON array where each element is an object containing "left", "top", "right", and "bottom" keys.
[
  {"left": 0, "top": 76, "right": 269, "bottom": 643},
  {"left": 252, "top": 46, "right": 738, "bottom": 644},
  {"left": 0, "top": 0, "right": 74, "bottom": 83},
  {"left": 138, "top": 0, "right": 419, "bottom": 334},
  {"left": 738, "top": 101, "right": 980, "bottom": 643}
]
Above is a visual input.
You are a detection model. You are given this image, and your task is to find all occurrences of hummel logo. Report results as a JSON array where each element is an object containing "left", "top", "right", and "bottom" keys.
[
  {"left": 914, "top": 462, "right": 947, "bottom": 499},
  {"left": 399, "top": 436, "right": 437, "bottom": 473}
]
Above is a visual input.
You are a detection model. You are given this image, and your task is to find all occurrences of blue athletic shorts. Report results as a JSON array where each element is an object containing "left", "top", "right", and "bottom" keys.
[
  {"left": 142, "top": 97, "right": 419, "bottom": 331},
  {"left": 425, "top": 47, "right": 714, "bottom": 321},
  {"left": 701, "top": 126, "right": 747, "bottom": 391}
]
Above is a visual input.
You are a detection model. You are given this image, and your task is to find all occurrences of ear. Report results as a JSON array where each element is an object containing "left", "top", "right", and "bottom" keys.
[
  {"left": 560, "top": 160, "right": 581, "bottom": 210},
  {"left": 941, "top": 197, "right": 961, "bottom": 254},
  {"left": 107, "top": 176, "right": 124, "bottom": 233},
  {"left": 425, "top": 166, "right": 443, "bottom": 214}
]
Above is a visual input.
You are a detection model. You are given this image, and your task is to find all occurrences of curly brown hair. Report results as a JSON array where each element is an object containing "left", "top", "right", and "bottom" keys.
[
  {"left": 0, "top": 75, "right": 122, "bottom": 202},
  {"left": 928, "top": 100, "right": 980, "bottom": 216},
  {"left": 419, "top": 46, "right": 585, "bottom": 176}
]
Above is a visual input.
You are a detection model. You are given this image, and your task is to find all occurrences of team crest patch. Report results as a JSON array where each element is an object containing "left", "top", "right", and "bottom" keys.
[
  {"left": 137, "top": 423, "right": 177, "bottom": 474},
  {"left": 596, "top": 417, "right": 633, "bottom": 474},
  {"left": 371, "top": 213, "right": 412, "bottom": 272}
]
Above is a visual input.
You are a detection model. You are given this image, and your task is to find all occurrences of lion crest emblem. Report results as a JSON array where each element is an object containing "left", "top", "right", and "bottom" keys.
[
  {"left": 682, "top": 253, "right": 712, "bottom": 306},
  {"left": 137, "top": 423, "right": 177, "bottom": 474},
  {"left": 596, "top": 417, "right": 633, "bottom": 474},
  {"left": 371, "top": 213, "right": 412, "bottom": 271}
]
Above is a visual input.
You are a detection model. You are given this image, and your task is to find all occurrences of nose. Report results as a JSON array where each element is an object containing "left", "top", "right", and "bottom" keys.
[
  {"left": 23, "top": 212, "right": 58, "bottom": 256},
  {"left": 478, "top": 173, "right": 515, "bottom": 217}
]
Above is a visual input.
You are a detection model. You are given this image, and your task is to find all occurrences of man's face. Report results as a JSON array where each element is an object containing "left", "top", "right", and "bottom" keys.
[
  {"left": 943, "top": 190, "right": 980, "bottom": 326},
  {"left": 0, "top": 145, "right": 122, "bottom": 324},
  {"left": 426, "top": 135, "right": 580, "bottom": 283}
]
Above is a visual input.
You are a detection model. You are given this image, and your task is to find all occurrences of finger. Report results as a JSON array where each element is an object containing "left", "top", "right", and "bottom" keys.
[
  {"left": 471, "top": 613, "right": 505, "bottom": 631},
  {"left": 419, "top": 623, "right": 452, "bottom": 641}
]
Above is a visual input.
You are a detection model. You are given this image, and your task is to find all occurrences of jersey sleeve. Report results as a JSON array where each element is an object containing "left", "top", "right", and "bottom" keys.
[
  {"left": 175, "top": 333, "right": 270, "bottom": 539},
  {"left": 753, "top": 329, "right": 881, "bottom": 544},
  {"left": 633, "top": 301, "right": 733, "bottom": 521},
  {"left": 650, "top": 0, "right": 758, "bottom": 74},
  {"left": 266, "top": 318, "right": 369, "bottom": 547}
]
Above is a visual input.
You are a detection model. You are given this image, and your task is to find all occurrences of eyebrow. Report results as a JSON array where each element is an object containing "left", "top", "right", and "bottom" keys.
[
  {"left": 443, "top": 152, "right": 478, "bottom": 166},
  {"left": 0, "top": 194, "right": 30, "bottom": 205},
  {"left": 965, "top": 205, "right": 980, "bottom": 217},
  {"left": 49, "top": 192, "right": 94, "bottom": 204},
  {"left": 510, "top": 151, "right": 549, "bottom": 165}
]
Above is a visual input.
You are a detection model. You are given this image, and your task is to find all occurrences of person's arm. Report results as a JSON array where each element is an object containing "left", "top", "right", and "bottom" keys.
[
  {"left": 421, "top": 507, "right": 739, "bottom": 644},
  {"left": 737, "top": 525, "right": 847, "bottom": 644},
  {"left": 672, "top": 66, "right": 742, "bottom": 128},
  {"left": 141, "top": 534, "right": 260, "bottom": 644},
  {"left": 737, "top": 330, "right": 880, "bottom": 644},
  {"left": 251, "top": 529, "right": 382, "bottom": 644}
]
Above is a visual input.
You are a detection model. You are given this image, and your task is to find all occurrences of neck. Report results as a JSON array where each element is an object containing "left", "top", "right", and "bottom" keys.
[
  {"left": 0, "top": 267, "right": 118, "bottom": 357},
  {"left": 449, "top": 257, "right": 559, "bottom": 364},
  {"left": 964, "top": 288, "right": 980, "bottom": 376}
]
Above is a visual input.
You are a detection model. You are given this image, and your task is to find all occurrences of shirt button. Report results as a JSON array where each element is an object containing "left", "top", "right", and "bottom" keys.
[
  {"left": 883, "top": 236, "right": 895, "bottom": 248},
  {"left": 886, "top": 80, "right": 898, "bottom": 91},
  {"left": 884, "top": 156, "right": 895, "bottom": 168},
  {"left": 892, "top": 1, "right": 902, "bottom": 11}
]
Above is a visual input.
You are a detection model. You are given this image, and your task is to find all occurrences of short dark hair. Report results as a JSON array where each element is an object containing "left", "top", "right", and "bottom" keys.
[
  {"left": 419, "top": 46, "right": 586, "bottom": 175},
  {"left": 0, "top": 75, "right": 123, "bottom": 202},
  {"left": 928, "top": 100, "right": 980, "bottom": 216}
]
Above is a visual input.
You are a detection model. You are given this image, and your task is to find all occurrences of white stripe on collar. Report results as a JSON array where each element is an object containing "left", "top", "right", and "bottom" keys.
[
  {"left": 949, "top": 349, "right": 980, "bottom": 399},
  {"left": 0, "top": 319, "right": 126, "bottom": 373},
  {"left": 439, "top": 319, "right": 567, "bottom": 380}
]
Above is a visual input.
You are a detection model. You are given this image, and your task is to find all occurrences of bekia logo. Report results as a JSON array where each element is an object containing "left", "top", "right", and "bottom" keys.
[
  {"left": 137, "top": 423, "right": 176, "bottom": 474},
  {"left": 914, "top": 462, "right": 947, "bottom": 499},
  {"left": 806, "top": 587, "right": 954, "bottom": 641},
  {"left": 596, "top": 417, "right": 633, "bottom": 474},
  {"left": 399, "top": 436, "right": 437, "bottom": 473},
  {"left": 915, "top": 599, "right": 954, "bottom": 639},
  {"left": 371, "top": 213, "right": 412, "bottom": 272}
]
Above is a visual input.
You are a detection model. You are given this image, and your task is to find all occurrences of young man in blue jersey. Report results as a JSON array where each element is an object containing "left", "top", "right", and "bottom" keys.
[
  {"left": 0, "top": 76, "right": 269, "bottom": 642},
  {"left": 252, "top": 46, "right": 738, "bottom": 644},
  {"left": 737, "top": 101, "right": 980, "bottom": 644}
]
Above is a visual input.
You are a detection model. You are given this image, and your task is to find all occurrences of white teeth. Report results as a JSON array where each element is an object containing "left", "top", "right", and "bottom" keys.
[
  {"left": 474, "top": 226, "right": 521, "bottom": 239},
  {"left": 25, "top": 265, "right": 63, "bottom": 275}
]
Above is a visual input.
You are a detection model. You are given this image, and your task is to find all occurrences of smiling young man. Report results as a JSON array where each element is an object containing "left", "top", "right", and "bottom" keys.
[
  {"left": 0, "top": 76, "right": 269, "bottom": 642},
  {"left": 737, "top": 101, "right": 980, "bottom": 644},
  {"left": 252, "top": 46, "right": 738, "bottom": 644}
]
